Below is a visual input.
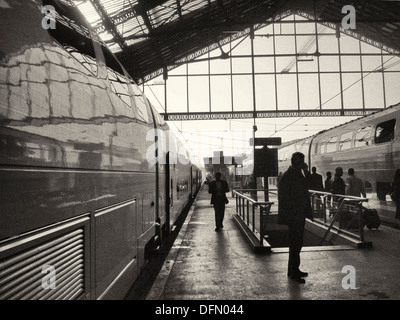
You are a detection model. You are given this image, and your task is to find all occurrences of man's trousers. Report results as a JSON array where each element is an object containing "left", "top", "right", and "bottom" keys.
[
  {"left": 213, "top": 201, "right": 226, "bottom": 228},
  {"left": 287, "top": 214, "right": 306, "bottom": 276}
]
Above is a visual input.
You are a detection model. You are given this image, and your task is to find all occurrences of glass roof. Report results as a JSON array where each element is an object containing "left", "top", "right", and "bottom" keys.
[
  {"left": 69, "top": 0, "right": 400, "bottom": 83},
  {"left": 73, "top": 0, "right": 218, "bottom": 52}
]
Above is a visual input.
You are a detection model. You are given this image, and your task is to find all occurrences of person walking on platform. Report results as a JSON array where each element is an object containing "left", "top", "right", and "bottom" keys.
[
  {"left": 331, "top": 167, "right": 346, "bottom": 209},
  {"left": 208, "top": 172, "right": 230, "bottom": 231},
  {"left": 277, "top": 152, "right": 313, "bottom": 284},
  {"left": 345, "top": 168, "right": 366, "bottom": 198}
]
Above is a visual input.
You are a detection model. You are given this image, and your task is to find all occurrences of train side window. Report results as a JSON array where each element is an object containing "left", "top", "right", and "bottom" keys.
[
  {"left": 101, "top": 48, "right": 132, "bottom": 108},
  {"left": 320, "top": 140, "right": 326, "bottom": 154},
  {"left": 107, "top": 68, "right": 131, "bottom": 107},
  {"left": 130, "top": 84, "right": 151, "bottom": 123},
  {"left": 299, "top": 139, "right": 309, "bottom": 155},
  {"left": 313, "top": 142, "right": 319, "bottom": 155},
  {"left": 339, "top": 132, "right": 353, "bottom": 151},
  {"left": 64, "top": 45, "right": 98, "bottom": 76},
  {"left": 102, "top": 46, "right": 125, "bottom": 75},
  {"left": 46, "top": 1, "right": 98, "bottom": 76},
  {"left": 326, "top": 136, "right": 337, "bottom": 153},
  {"left": 375, "top": 119, "right": 396, "bottom": 144},
  {"left": 316, "top": 140, "right": 326, "bottom": 154},
  {"left": 355, "top": 126, "right": 371, "bottom": 147},
  {"left": 313, "top": 140, "right": 324, "bottom": 155}
]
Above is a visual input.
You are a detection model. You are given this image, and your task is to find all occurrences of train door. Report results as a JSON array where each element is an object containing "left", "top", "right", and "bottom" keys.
[
  {"left": 157, "top": 157, "right": 168, "bottom": 241},
  {"left": 165, "top": 152, "right": 171, "bottom": 236},
  {"left": 94, "top": 198, "right": 138, "bottom": 299},
  {"left": 190, "top": 165, "right": 193, "bottom": 198}
]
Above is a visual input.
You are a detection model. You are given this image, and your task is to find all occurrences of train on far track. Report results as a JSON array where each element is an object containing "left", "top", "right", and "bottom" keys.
[
  {"left": 277, "top": 102, "right": 400, "bottom": 224},
  {"left": 0, "top": 0, "right": 203, "bottom": 300}
]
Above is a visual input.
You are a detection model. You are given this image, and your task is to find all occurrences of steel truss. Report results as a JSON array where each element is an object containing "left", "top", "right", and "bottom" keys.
[{"left": 149, "top": 14, "right": 400, "bottom": 120}]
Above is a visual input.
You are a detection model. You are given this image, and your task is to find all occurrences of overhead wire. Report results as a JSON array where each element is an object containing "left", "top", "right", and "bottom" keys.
[
  {"left": 141, "top": 14, "right": 399, "bottom": 145},
  {"left": 145, "top": 53, "right": 398, "bottom": 146},
  {"left": 269, "top": 55, "right": 397, "bottom": 137}
]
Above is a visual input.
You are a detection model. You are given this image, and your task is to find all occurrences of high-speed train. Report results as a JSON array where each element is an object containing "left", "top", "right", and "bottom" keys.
[
  {"left": 277, "top": 102, "right": 400, "bottom": 221},
  {"left": 0, "top": 0, "right": 202, "bottom": 300}
]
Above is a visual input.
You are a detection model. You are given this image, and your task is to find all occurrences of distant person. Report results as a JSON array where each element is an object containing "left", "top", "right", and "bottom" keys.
[
  {"left": 277, "top": 152, "right": 313, "bottom": 284},
  {"left": 208, "top": 172, "right": 230, "bottom": 231},
  {"left": 309, "top": 167, "right": 324, "bottom": 191},
  {"left": 392, "top": 169, "right": 400, "bottom": 220},
  {"left": 332, "top": 167, "right": 346, "bottom": 205},
  {"left": 324, "top": 171, "right": 333, "bottom": 193},
  {"left": 346, "top": 168, "right": 366, "bottom": 198},
  {"left": 324, "top": 171, "right": 333, "bottom": 207},
  {"left": 309, "top": 167, "right": 324, "bottom": 211}
]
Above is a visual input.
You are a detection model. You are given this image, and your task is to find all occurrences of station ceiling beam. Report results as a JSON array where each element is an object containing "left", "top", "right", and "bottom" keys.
[
  {"left": 89, "top": 0, "right": 128, "bottom": 49},
  {"left": 75, "top": 0, "right": 400, "bottom": 84}
]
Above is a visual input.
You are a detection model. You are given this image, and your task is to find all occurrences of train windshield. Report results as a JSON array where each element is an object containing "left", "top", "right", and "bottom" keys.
[
  {"left": 45, "top": 0, "right": 98, "bottom": 76},
  {"left": 375, "top": 119, "right": 396, "bottom": 144}
]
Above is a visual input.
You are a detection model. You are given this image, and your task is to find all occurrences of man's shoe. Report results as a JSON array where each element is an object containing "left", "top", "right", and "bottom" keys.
[
  {"left": 298, "top": 271, "right": 308, "bottom": 277},
  {"left": 215, "top": 227, "right": 220, "bottom": 231},
  {"left": 288, "top": 270, "right": 308, "bottom": 278},
  {"left": 290, "top": 276, "right": 306, "bottom": 284}
]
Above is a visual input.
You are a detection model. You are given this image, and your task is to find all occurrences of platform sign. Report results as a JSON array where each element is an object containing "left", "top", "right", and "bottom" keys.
[
  {"left": 254, "top": 147, "right": 278, "bottom": 177},
  {"left": 249, "top": 137, "right": 282, "bottom": 146}
]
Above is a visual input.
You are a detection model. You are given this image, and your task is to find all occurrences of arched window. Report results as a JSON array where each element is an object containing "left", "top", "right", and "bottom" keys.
[
  {"left": 326, "top": 136, "right": 337, "bottom": 153},
  {"left": 355, "top": 126, "right": 371, "bottom": 147},
  {"left": 320, "top": 140, "right": 326, "bottom": 154},
  {"left": 339, "top": 132, "right": 353, "bottom": 150}
]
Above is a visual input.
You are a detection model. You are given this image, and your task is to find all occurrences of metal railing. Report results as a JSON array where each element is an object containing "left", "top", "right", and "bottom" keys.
[
  {"left": 233, "top": 187, "right": 369, "bottom": 248},
  {"left": 309, "top": 190, "right": 368, "bottom": 244},
  {"left": 233, "top": 189, "right": 274, "bottom": 245}
]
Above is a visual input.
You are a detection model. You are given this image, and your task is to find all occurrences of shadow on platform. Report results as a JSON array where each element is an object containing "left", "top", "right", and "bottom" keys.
[{"left": 129, "top": 184, "right": 400, "bottom": 300}]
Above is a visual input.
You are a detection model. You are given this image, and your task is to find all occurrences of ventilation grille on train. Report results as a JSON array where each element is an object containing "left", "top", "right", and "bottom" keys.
[{"left": 0, "top": 229, "right": 85, "bottom": 300}]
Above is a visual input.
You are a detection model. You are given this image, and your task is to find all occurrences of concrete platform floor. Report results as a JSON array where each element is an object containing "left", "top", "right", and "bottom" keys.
[{"left": 146, "top": 185, "right": 400, "bottom": 300}]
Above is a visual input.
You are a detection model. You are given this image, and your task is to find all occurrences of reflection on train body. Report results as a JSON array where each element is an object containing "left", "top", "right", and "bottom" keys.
[{"left": 0, "top": 0, "right": 202, "bottom": 300}]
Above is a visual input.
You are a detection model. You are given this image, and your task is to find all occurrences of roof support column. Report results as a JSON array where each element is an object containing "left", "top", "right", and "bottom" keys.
[
  {"left": 164, "top": 67, "right": 168, "bottom": 119},
  {"left": 294, "top": 15, "right": 300, "bottom": 111},
  {"left": 380, "top": 49, "right": 387, "bottom": 108},
  {"left": 314, "top": 2, "right": 322, "bottom": 112},
  {"left": 359, "top": 40, "right": 365, "bottom": 112},
  {"left": 250, "top": 25, "right": 256, "bottom": 119},
  {"left": 273, "top": 22, "right": 278, "bottom": 112},
  {"left": 336, "top": 25, "right": 344, "bottom": 115}
]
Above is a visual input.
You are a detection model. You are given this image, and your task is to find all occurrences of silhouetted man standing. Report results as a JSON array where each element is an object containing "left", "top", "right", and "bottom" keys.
[
  {"left": 208, "top": 172, "right": 229, "bottom": 231},
  {"left": 332, "top": 167, "right": 346, "bottom": 206},
  {"left": 310, "top": 167, "right": 324, "bottom": 191},
  {"left": 278, "top": 152, "right": 313, "bottom": 283}
]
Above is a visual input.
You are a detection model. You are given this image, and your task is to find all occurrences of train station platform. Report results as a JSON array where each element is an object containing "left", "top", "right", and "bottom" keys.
[{"left": 142, "top": 184, "right": 400, "bottom": 301}]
